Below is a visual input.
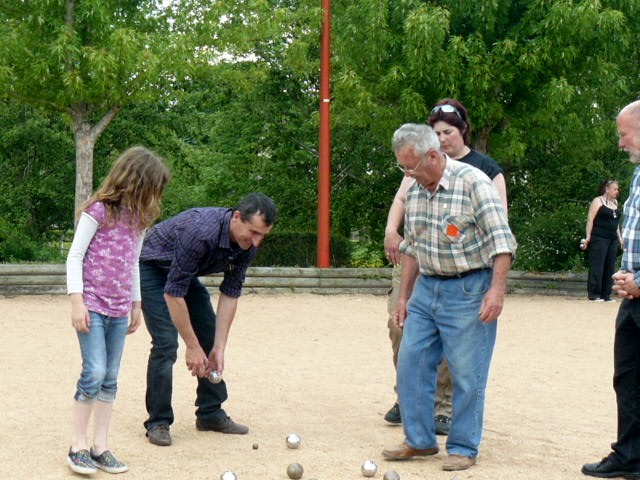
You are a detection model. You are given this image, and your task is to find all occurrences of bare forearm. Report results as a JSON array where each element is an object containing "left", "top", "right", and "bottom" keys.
[
  {"left": 213, "top": 294, "right": 238, "bottom": 351},
  {"left": 490, "top": 253, "right": 512, "bottom": 293},
  {"left": 399, "top": 255, "right": 419, "bottom": 301},
  {"left": 492, "top": 174, "right": 508, "bottom": 213},
  {"left": 385, "top": 199, "right": 405, "bottom": 236},
  {"left": 164, "top": 293, "right": 200, "bottom": 348},
  {"left": 478, "top": 253, "right": 512, "bottom": 323}
]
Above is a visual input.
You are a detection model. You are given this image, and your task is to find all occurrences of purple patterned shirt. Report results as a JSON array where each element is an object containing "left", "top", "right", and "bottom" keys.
[
  {"left": 139, "top": 208, "right": 256, "bottom": 298},
  {"left": 81, "top": 202, "right": 142, "bottom": 317}
]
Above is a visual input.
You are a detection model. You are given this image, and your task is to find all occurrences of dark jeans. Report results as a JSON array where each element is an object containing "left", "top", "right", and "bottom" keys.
[
  {"left": 612, "top": 299, "right": 640, "bottom": 468},
  {"left": 140, "top": 261, "right": 228, "bottom": 431},
  {"left": 588, "top": 235, "right": 618, "bottom": 300}
]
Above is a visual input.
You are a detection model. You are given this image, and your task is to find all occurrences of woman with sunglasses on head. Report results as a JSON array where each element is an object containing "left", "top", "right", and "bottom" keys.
[
  {"left": 428, "top": 98, "right": 508, "bottom": 212},
  {"left": 583, "top": 179, "right": 623, "bottom": 302},
  {"left": 422, "top": 98, "right": 509, "bottom": 437}
]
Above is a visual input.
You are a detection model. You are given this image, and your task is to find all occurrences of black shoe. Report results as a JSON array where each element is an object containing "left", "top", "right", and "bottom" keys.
[
  {"left": 435, "top": 415, "right": 451, "bottom": 435},
  {"left": 384, "top": 403, "right": 402, "bottom": 425},
  {"left": 196, "top": 415, "right": 249, "bottom": 434},
  {"left": 582, "top": 454, "right": 640, "bottom": 478}
]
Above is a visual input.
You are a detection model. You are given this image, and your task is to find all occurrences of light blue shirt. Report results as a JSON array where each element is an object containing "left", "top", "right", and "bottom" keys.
[{"left": 621, "top": 165, "right": 640, "bottom": 286}]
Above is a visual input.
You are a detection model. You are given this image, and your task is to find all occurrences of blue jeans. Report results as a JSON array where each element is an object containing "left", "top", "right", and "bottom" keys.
[
  {"left": 396, "top": 270, "right": 496, "bottom": 458},
  {"left": 75, "top": 312, "right": 129, "bottom": 403},
  {"left": 140, "top": 262, "right": 228, "bottom": 431}
]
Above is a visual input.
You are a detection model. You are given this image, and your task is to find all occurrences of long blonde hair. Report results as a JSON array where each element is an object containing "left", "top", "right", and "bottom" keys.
[{"left": 81, "top": 146, "right": 171, "bottom": 230}]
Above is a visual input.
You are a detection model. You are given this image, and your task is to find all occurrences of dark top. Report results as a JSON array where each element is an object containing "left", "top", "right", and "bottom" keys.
[
  {"left": 458, "top": 149, "right": 503, "bottom": 180},
  {"left": 140, "top": 208, "right": 256, "bottom": 298},
  {"left": 592, "top": 202, "right": 621, "bottom": 240}
]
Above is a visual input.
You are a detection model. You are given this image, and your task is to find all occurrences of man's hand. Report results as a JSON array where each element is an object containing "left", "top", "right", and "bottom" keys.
[
  {"left": 613, "top": 271, "right": 640, "bottom": 299},
  {"left": 185, "top": 344, "right": 209, "bottom": 378},
  {"left": 479, "top": 286, "right": 504, "bottom": 324},
  {"left": 393, "top": 298, "right": 409, "bottom": 328},
  {"left": 207, "top": 347, "right": 225, "bottom": 377},
  {"left": 480, "top": 254, "right": 510, "bottom": 323}
]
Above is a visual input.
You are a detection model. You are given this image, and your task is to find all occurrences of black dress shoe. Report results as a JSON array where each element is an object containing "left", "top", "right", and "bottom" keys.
[{"left": 582, "top": 454, "right": 640, "bottom": 478}]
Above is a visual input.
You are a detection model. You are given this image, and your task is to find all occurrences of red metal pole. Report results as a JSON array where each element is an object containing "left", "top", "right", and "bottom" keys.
[{"left": 317, "top": 0, "right": 331, "bottom": 267}]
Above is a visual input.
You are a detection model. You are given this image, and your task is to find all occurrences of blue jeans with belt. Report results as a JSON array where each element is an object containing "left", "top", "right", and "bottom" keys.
[
  {"left": 140, "top": 261, "right": 228, "bottom": 431},
  {"left": 396, "top": 269, "right": 495, "bottom": 459}
]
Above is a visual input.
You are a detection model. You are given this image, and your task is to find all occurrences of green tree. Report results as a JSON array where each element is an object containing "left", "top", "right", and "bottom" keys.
[
  {"left": 0, "top": 0, "right": 322, "bottom": 223},
  {"left": 0, "top": 101, "right": 75, "bottom": 260},
  {"left": 155, "top": 0, "right": 324, "bottom": 229},
  {"left": 328, "top": 0, "right": 640, "bottom": 269},
  {"left": 3, "top": 0, "right": 640, "bottom": 270},
  {"left": 0, "top": 1, "right": 183, "bottom": 216}
]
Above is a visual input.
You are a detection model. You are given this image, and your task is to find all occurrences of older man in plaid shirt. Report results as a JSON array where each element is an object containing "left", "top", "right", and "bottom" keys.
[{"left": 382, "top": 123, "right": 516, "bottom": 471}]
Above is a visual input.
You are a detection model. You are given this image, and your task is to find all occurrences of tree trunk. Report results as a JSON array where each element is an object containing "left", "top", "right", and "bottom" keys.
[
  {"left": 474, "top": 126, "right": 490, "bottom": 154},
  {"left": 70, "top": 103, "right": 121, "bottom": 226},
  {"left": 71, "top": 105, "right": 95, "bottom": 223}
]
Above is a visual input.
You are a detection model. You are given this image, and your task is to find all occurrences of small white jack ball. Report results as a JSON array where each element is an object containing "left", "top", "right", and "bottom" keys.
[
  {"left": 383, "top": 471, "right": 400, "bottom": 480},
  {"left": 208, "top": 370, "right": 223, "bottom": 384},
  {"left": 361, "top": 459, "right": 377, "bottom": 477},
  {"left": 220, "top": 471, "right": 237, "bottom": 480},
  {"left": 286, "top": 433, "right": 301, "bottom": 449}
]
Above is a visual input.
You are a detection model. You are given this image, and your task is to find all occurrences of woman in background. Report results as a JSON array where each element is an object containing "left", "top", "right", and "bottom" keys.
[{"left": 583, "top": 179, "right": 622, "bottom": 302}]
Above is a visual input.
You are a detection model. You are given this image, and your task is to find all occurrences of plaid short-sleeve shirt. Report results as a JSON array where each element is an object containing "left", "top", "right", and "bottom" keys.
[
  {"left": 621, "top": 165, "right": 640, "bottom": 286},
  {"left": 400, "top": 157, "right": 516, "bottom": 276}
]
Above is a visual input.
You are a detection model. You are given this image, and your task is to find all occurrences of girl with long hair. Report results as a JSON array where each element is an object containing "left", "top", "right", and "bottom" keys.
[{"left": 66, "top": 146, "right": 170, "bottom": 474}]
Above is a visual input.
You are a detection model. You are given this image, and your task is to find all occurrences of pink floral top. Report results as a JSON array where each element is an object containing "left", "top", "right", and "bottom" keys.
[{"left": 69, "top": 202, "right": 143, "bottom": 317}]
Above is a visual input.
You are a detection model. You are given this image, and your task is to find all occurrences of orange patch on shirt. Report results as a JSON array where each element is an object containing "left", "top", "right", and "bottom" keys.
[{"left": 446, "top": 224, "right": 460, "bottom": 237}]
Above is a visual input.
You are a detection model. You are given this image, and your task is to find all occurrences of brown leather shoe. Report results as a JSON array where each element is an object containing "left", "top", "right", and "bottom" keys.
[
  {"left": 196, "top": 415, "right": 249, "bottom": 434},
  {"left": 442, "top": 454, "right": 476, "bottom": 471},
  {"left": 382, "top": 442, "right": 438, "bottom": 460}
]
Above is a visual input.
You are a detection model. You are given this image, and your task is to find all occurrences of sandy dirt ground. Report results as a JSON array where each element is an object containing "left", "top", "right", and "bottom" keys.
[{"left": 0, "top": 293, "right": 621, "bottom": 480}]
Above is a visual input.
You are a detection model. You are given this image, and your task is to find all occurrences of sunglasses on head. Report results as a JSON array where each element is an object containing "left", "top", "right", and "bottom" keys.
[{"left": 431, "top": 104, "right": 463, "bottom": 121}]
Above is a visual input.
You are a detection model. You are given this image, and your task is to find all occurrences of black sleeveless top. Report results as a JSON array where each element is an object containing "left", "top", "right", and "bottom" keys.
[{"left": 592, "top": 201, "right": 620, "bottom": 240}]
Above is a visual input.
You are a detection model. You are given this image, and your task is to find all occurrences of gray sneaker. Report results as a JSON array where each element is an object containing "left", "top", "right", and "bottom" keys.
[
  {"left": 90, "top": 448, "right": 128, "bottom": 474},
  {"left": 146, "top": 424, "right": 172, "bottom": 446},
  {"left": 67, "top": 448, "right": 97, "bottom": 475}
]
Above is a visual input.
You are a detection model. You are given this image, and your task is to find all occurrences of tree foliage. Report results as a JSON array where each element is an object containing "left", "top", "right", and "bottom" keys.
[
  {"left": 1, "top": 0, "right": 640, "bottom": 269},
  {"left": 0, "top": 1, "right": 181, "bottom": 216},
  {"left": 328, "top": 0, "right": 640, "bottom": 269}
]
